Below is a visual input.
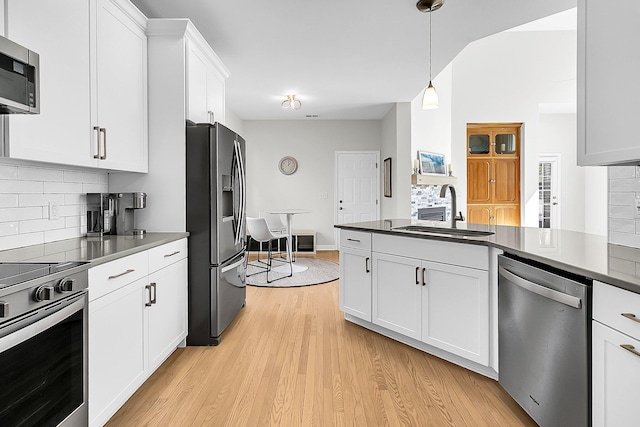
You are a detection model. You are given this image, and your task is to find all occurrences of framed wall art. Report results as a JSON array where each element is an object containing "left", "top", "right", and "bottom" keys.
[{"left": 418, "top": 151, "right": 446, "bottom": 175}]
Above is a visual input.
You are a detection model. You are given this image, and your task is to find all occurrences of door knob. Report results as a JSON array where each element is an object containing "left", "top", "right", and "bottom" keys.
[
  {"left": 339, "top": 200, "right": 343, "bottom": 203},
  {"left": 339, "top": 207, "right": 343, "bottom": 210}
]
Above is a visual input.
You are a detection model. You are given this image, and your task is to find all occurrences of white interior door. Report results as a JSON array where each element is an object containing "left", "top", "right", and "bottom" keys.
[
  {"left": 538, "top": 154, "right": 561, "bottom": 229},
  {"left": 335, "top": 151, "right": 380, "bottom": 226}
]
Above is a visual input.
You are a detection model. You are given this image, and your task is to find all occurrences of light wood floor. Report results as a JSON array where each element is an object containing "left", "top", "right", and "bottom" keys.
[{"left": 107, "top": 251, "right": 535, "bottom": 426}]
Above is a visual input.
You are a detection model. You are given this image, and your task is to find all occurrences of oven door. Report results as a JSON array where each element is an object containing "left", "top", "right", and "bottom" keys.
[{"left": 0, "top": 292, "right": 87, "bottom": 427}]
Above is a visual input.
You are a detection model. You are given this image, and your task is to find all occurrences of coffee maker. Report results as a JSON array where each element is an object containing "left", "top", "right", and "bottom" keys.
[
  {"left": 86, "top": 192, "right": 146, "bottom": 236},
  {"left": 113, "top": 192, "right": 147, "bottom": 235}
]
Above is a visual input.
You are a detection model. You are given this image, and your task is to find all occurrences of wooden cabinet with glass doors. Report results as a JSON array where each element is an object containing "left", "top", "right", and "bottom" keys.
[{"left": 466, "top": 123, "right": 521, "bottom": 226}]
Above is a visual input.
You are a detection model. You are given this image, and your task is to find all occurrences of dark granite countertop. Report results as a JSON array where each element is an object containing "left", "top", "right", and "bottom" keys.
[
  {"left": 0, "top": 233, "right": 189, "bottom": 267},
  {"left": 335, "top": 219, "right": 640, "bottom": 294}
]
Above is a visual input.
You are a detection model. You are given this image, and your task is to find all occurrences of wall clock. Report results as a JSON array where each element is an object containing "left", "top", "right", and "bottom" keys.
[{"left": 278, "top": 156, "right": 298, "bottom": 175}]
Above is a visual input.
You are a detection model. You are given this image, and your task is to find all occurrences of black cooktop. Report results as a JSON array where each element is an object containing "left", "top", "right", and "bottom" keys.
[{"left": 0, "top": 262, "right": 87, "bottom": 289}]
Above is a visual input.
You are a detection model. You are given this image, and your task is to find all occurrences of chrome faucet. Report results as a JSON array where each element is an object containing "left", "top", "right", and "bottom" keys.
[{"left": 440, "top": 184, "right": 464, "bottom": 228}]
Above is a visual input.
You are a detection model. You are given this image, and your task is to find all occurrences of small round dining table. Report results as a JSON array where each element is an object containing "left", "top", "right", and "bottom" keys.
[{"left": 265, "top": 209, "right": 310, "bottom": 273}]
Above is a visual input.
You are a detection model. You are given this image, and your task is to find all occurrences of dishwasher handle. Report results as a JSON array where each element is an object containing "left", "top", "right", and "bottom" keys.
[{"left": 499, "top": 266, "right": 582, "bottom": 309}]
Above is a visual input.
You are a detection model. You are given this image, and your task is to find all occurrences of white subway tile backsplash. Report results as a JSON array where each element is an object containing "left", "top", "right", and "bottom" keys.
[
  {"left": 609, "top": 205, "right": 636, "bottom": 219},
  {"left": 20, "top": 218, "right": 66, "bottom": 233},
  {"left": 0, "top": 232, "right": 44, "bottom": 251},
  {"left": 82, "top": 183, "right": 108, "bottom": 193},
  {"left": 0, "top": 222, "right": 18, "bottom": 237},
  {"left": 609, "top": 192, "right": 635, "bottom": 206},
  {"left": 609, "top": 218, "right": 635, "bottom": 233},
  {"left": 609, "top": 166, "right": 636, "bottom": 179},
  {"left": 609, "top": 178, "right": 640, "bottom": 192},
  {"left": 0, "top": 180, "right": 44, "bottom": 193},
  {"left": 43, "top": 182, "right": 83, "bottom": 194},
  {"left": 0, "top": 194, "right": 18, "bottom": 208},
  {"left": 18, "top": 193, "right": 65, "bottom": 207},
  {"left": 0, "top": 162, "right": 108, "bottom": 250},
  {"left": 18, "top": 166, "right": 64, "bottom": 182},
  {"left": 0, "top": 207, "right": 43, "bottom": 222},
  {"left": 0, "top": 165, "right": 18, "bottom": 180},
  {"left": 610, "top": 231, "right": 640, "bottom": 248}
]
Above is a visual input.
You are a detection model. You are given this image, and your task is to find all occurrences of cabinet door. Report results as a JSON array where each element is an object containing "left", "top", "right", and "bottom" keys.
[
  {"left": 339, "top": 246, "right": 372, "bottom": 321},
  {"left": 467, "top": 159, "right": 491, "bottom": 203},
  {"left": 5, "top": 0, "right": 96, "bottom": 167},
  {"left": 89, "top": 278, "right": 147, "bottom": 427},
  {"left": 94, "top": 0, "right": 148, "bottom": 172},
  {"left": 578, "top": 0, "right": 640, "bottom": 165},
  {"left": 593, "top": 321, "right": 640, "bottom": 427},
  {"left": 467, "top": 205, "right": 491, "bottom": 225},
  {"left": 148, "top": 258, "right": 188, "bottom": 372},
  {"left": 421, "top": 261, "right": 489, "bottom": 365},
  {"left": 493, "top": 205, "right": 520, "bottom": 226},
  {"left": 207, "top": 67, "right": 225, "bottom": 125},
  {"left": 372, "top": 253, "right": 421, "bottom": 340},
  {"left": 492, "top": 159, "right": 519, "bottom": 204},
  {"left": 186, "top": 42, "right": 209, "bottom": 123}
]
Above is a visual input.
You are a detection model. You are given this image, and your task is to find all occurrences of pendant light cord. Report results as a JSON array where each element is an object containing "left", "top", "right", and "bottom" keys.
[{"left": 429, "top": 9, "right": 432, "bottom": 82}]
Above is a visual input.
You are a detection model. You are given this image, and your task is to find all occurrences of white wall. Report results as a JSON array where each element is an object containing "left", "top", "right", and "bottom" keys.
[
  {"left": 410, "top": 28, "right": 607, "bottom": 235},
  {"left": 224, "top": 107, "right": 244, "bottom": 137},
  {"left": 380, "top": 103, "right": 412, "bottom": 220},
  {"left": 0, "top": 159, "right": 107, "bottom": 250},
  {"left": 243, "top": 120, "right": 381, "bottom": 249}
]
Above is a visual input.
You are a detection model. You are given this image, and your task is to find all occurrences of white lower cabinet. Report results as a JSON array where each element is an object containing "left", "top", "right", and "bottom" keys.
[
  {"left": 89, "top": 278, "right": 147, "bottom": 427},
  {"left": 421, "top": 261, "right": 489, "bottom": 364},
  {"left": 339, "top": 246, "right": 372, "bottom": 321},
  {"left": 592, "top": 281, "right": 640, "bottom": 427},
  {"left": 89, "top": 239, "right": 188, "bottom": 427},
  {"left": 372, "top": 253, "right": 422, "bottom": 340},
  {"left": 340, "top": 231, "right": 491, "bottom": 370},
  {"left": 148, "top": 258, "right": 188, "bottom": 372}
]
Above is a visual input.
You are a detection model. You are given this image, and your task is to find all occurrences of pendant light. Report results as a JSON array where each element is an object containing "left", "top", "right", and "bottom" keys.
[{"left": 417, "top": 0, "right": 443, "bottom": 110}]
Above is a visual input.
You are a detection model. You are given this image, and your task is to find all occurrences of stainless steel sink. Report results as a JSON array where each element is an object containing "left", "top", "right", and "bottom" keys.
[{"left": 392, "top": 225, "right": 495, "bottom": 237}]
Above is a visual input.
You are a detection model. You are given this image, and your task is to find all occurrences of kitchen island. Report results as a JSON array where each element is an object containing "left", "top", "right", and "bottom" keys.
[{"left": 336, "top": 220, "right": 640, "bottom": 425}]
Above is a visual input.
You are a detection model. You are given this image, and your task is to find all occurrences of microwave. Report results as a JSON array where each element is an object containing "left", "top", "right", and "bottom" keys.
[{"left": 0, "top": 35, "right": 39, "bottom": 114}]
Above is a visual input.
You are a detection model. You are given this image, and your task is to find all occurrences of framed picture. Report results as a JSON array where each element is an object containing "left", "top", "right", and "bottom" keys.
[
  {"left": 383, "top": 157, "right": 392, "bottom": 197},
  {"left": 418, "top": 151, "right": 446, "bottom": 175}
]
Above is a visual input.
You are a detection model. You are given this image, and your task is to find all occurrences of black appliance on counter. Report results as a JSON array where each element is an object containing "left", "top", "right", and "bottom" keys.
[
  {"left": 0, "top": 261, "right": 89, "bottom": 426},
  {"left": 186, "top": 121, "right": 247, "bottom": 346}
]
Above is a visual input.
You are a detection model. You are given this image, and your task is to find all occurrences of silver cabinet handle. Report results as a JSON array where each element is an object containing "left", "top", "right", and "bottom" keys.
[
  {"left": 415, "top": 267, "right": 420, "bottom": 285},
  {"left": 347, "top": 238, "right": 360, "bottom": 242},
  {"left": 499, "top": 266, "right": 582, "bottom": 309},
  {"left": 621, "top": 313, "right": 640, "bottom": 323},
  {"left": 145, "top": 284, "right": 153, "bottom": 307},
  {"left": 164, "top": 251, "right": 180, "bottom": 258},
  {"left": 365, "top": 257, "right": 370, "bottom": 273},
  {"left": 422, "top": 268, "right": 426, "bottom": 286},
  {"left": 150, "top": 282, "right": 157, "bottom": 305},
  {"left": 93, "top": 126, "right": 101, "bottom": 159},
  {"left": 100, "top": 127, "right": 107, "bottom": 159},
  {"left": 108, "top": 269, "right": 135, "bottom": 280},
  {"left": 489, "top": 179, "right": 497, "bottom": 183},
  {"left": 621, "top": 344, "right": 640, "bottom": 358}
]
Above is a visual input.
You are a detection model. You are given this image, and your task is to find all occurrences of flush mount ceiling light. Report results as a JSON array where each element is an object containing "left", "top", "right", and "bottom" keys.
[
  {"left": 281, "top": 94, "right": 302, "bottom": 110},
  {"left": 417, "top": 0, "right": 444, "bottom": 110}
]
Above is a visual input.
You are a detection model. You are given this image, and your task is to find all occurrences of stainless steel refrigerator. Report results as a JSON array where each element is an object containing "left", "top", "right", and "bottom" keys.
[{"left": 186, "top": 121, "right": 247, "bottom": 346}]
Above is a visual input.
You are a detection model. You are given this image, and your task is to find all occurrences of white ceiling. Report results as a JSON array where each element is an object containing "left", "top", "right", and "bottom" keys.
[{"left": 130, "top": 0, "right": 577, "bottom": 121}]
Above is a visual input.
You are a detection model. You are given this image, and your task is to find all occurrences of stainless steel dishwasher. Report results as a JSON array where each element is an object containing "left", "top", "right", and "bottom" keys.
[{"left": 498, "top": 254, "right": 591, "bottom": 427}]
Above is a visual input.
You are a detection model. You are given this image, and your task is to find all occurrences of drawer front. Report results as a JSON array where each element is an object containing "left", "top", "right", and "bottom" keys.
[
  {"left": 149, "top": 238, "right": 188, "bottom": 273},
  {"left": 340, "top": 230, "right": 372, "bottom": 251},
  {"left": 594, "top": 281, "right": 640, "bottom": 340},
  {"left": 89, "top": 251, "right": 148, "bottom": 302},
  {"left": 372, "top": 234, "right": 489, "bottom": 271}
]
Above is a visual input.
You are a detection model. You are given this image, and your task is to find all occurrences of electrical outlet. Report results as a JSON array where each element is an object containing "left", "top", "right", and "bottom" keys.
[
  {"left": 49, "top": 202, "right": 59, "bottom": 220},
  {"left": 319, "top": 192, "right": 328, "bottom": 199}
]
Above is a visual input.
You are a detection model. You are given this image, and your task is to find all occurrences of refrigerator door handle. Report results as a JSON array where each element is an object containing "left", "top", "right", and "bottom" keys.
[
  {"left": 237, "top": 139, "right": 247, "bottom": 238},
  {"left": 233, "top": 139, "right": 246, "bottom": 245},
  {"left": 221, "top": 255, "right": 246, "bottom": 274}
]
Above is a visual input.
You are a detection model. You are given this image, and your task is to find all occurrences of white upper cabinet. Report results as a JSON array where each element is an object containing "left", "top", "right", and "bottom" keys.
[
  {"left": 186, "top": 33, "right": 227, "bottom": 124},
  {"left": 5, "top": 0, "right": 148, "bottom": 172},
  {"left": 577, "top": 0, "right": 640, "bottom": 166}
]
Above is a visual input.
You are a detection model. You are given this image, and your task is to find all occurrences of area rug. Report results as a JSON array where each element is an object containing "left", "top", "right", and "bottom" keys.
[{"left": 246, "top": 258, "right": 339, "bottom": 288}]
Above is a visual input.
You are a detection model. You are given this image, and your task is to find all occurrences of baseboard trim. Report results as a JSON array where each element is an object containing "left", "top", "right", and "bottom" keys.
[{"left": 317, "top": 244, "right": 337, "bottom": 251}]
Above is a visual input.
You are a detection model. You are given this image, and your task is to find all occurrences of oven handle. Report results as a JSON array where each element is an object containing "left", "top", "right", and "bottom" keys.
[
  {"left": 0, "top": 297, "right": 85, "bottom": 353},
  {"left": 499, "top": 266, "right": 582, "bottom": 309}
]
